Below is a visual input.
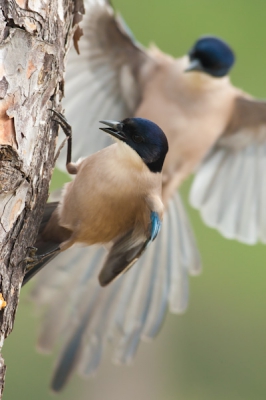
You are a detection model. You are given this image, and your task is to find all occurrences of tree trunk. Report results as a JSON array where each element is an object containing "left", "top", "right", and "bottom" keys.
[{"left": 0, "top": 0, "right": 84, "bottom": 396}]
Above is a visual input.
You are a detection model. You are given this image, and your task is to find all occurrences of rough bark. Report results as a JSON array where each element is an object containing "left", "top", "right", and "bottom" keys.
[{"left": 0, "top": 0, "right": 84, "bottom": 396}]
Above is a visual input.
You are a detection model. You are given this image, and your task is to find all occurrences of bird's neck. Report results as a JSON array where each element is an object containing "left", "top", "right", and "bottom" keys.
[
  {"left": 116, "top": 141, "right": 145, "bottom": 171},
  {"left": 181, "top": 56, "right": 230, "bottom": 92},
  {"left": 116, "top": 141, "right": 164, "bottom": 174}
]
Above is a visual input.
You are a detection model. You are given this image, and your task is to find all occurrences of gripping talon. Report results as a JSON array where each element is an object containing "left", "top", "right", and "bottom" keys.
[
  {"left": 49, "top": 109, "right": 72, "bottom": 166},
  {"left": 23, "top": 246, "right": 61, "bottom": 286},
  {"left": 49, "top": 109, "right": 72, "bottom": 135},
  {"left": 24, "top": 246, "right": 59, "bottom": 272},
  {"left": 24, "top": 247, "right": 38, "bottom": 271}
]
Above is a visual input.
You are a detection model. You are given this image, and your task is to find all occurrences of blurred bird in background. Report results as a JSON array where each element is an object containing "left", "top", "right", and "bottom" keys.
[
  {"left": 31, "top": 0, "right": 266, "bottom": 391},
  {"left": 24, "top": 112, "right": 167, "bottom": 289}
]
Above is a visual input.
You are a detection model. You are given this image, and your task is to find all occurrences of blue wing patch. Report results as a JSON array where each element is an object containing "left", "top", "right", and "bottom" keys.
[{"left": 148, "top": 211, "right": 161, "bottom": 243}]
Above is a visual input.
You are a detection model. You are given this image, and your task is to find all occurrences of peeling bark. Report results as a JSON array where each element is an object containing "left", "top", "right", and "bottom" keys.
[{"left": 0, "top": 0, "right": 84, "bottom": 396}]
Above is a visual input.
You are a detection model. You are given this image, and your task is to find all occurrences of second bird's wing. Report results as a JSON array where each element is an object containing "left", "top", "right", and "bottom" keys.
[
  {"left": 190, "top": 96, "right": 266, "bottom": 244},
  {"left": 57, "top": 0, "right": 153, "bottom": 170},
  {"left": 31, "top": 191, "right": 201, "bottom": 391}
]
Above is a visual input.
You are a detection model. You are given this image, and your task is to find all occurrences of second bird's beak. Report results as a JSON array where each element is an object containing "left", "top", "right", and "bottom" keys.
[
  {"left": 185, "top": 59, "right": 203, "bottom": 73},
  {"left": 99, "top": 120, "right": 126, "bottom": 142}
]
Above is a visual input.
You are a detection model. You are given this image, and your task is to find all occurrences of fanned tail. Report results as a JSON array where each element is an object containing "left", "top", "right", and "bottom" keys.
[{"left": 31, "top": 191, "right": 201, "bottom": 390}]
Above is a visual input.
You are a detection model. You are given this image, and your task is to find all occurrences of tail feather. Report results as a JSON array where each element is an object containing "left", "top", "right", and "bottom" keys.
[
  {"left": 142, "top": 211, "right": 171, "bottom": 340},
  {"left": 173, "top": 193, "right": 201, "bottom": 276},
  {"left": 51, "top": 286, "right": 101, "bottom": 392},
  {"left": 78, "top": 278, "right": 125, "bottom": 376},
  {"left": 51, "top": 321, "right": 86, "bottom": 392},
  {"left": 31, "top": 191, "right": 201, "bottom": 390},
  {"left": 168, "top": 196, "right": 189, "bottom": 313},
  {"left": 38, "top": 247, "right": 106, "bottom": 354},
  {"left": 78, "top": 336, "right": 103, "bottom": 378},
  {"left": 113, "top": 243, "right": 159, "bottom": 364}
]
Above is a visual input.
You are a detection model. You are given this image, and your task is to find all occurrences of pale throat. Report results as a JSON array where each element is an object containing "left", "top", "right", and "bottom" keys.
[
  {"left": 181, "top": 56, "right": 229, "bottom": 91},
  {"left": 116, "top": 140, "right": 145, "bottom": 170}
]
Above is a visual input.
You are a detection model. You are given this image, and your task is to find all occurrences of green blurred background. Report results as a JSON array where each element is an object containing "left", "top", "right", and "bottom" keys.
[{"left": 3, "top": 0, "right": 266, "bottom": 399}]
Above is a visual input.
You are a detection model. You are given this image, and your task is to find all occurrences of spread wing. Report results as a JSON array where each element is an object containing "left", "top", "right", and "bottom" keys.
[
  {"left": 190, "top": 96, "right": 266, "bottom": 244},
  {"left": 31, "top": 192, "right": 201, "bottom": 391},
  {"left": 57, "top": 0, "right": 153, "bottom": 170},
  {"left": 99, "top": 211, "right": 161, "bottom": 286}
]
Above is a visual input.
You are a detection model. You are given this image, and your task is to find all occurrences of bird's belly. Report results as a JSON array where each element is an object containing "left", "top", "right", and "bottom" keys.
[
  {"left": 82, "top": 205, "right": 138, "bottom": 245},
  {"left": 63, "top": 191, "right": 141, "bottom": 246}
]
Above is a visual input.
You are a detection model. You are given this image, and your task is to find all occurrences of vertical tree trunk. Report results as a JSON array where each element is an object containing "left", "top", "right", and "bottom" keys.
[{"left": 0, "top": 0, "right": 84, "bottom": 396}]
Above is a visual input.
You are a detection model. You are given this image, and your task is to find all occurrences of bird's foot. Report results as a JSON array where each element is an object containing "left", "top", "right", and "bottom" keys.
[
  {"left": 23, "top": 246, "right": 61, "bottom": 286},
  {"left": 49, "top": 109, "right": 72, "bottom": 138},
  {"left": 24, "top": 246, "right": 39, "bottom": 271},
  {"left": 49, "top": 109, "right": 73, "bottom": 167},
  {"left": 24, "top": 246, "right": 59, "bottom": 272}
]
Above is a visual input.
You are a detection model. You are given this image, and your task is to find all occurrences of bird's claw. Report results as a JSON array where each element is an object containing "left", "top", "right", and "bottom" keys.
[
  {"left": 24, "top": 247, "right": 41, "bottom": 272},
  {"left": 48, "top": 109, "right": 72, "bottom": 136},
  {"left": 49, "top": 109, "right": 72, "bottom": 166}
]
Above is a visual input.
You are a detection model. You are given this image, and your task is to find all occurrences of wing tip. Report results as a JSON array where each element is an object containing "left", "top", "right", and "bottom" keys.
[{"left": 98, "top": 268, "right": 114, "bottom": 286}]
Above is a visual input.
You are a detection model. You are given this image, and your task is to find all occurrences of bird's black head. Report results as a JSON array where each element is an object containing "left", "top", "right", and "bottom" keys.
[
  {"left": 186, "top": 36, "right": 235, "bottom": 77},
  {"left": 100, "top": 118, "right": 168, "bottom": 173}
]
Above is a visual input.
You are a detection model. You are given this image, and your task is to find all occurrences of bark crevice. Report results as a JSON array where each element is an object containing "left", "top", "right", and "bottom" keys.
[{"left": 0, "top": 0, "right": 84, "bottom": 396}]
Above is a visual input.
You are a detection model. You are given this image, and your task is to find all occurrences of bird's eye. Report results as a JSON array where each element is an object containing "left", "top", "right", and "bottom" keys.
[{"left": 132, "top": 134, "right": 143, "bottom": 143}]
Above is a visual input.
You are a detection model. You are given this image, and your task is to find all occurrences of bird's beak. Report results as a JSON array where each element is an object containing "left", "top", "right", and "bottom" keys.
[
  {"left": 99, "top": 120, "right": 127, "bottom": 142},
  {"left": 184, "top": 59, "right": 203, "bottom": 73}
]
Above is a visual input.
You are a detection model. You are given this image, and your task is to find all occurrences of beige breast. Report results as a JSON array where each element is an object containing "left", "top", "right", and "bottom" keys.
[
  {"left": 58, "top": 143, "right": 162, "bottom": 245},
  {"left": 136, "top": 53, "right": 238, "bottom": 203}
]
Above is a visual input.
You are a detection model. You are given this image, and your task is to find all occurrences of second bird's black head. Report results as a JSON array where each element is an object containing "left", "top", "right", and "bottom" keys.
[
  {"left": 100, "top": 118, "right": 168, "bottom": 173},
  {"left": 186, "top": 36, "right": 235, "bottom": 77}
]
